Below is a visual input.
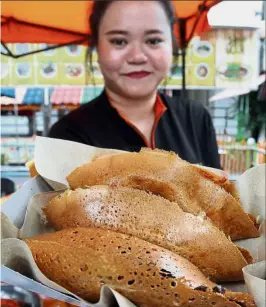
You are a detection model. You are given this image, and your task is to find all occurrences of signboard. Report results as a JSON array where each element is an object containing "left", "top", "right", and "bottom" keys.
[
  {"left": 58, "top": 45, "right": 87, "bottom": 85},
  {"left": 36, "top": 44, "right": 60, "bottom": 62},
  {"left": 59, "top": 63, "right": 86, "bottom": 85},
  {"left": 10, "top": 44, "right": 35, "bottom": 85},
  {"left": 188, "top": 33, "right": 216, "bottom": 87},
  {"left": 37, "top": 61, "right": 59, "bottom": 85},
  {"left": 164, "top": 33, "right": 216, "bottom": 87},
  {"left": 0, "top": 29, "right": 260, "bottom": 88},
  {"left": 215, "top": 29, "right": 260, "bottom": 88}
]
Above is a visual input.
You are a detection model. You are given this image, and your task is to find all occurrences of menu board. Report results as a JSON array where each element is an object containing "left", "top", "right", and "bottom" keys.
[
  {"left": 58, "top": 45, "right": 86, "bottom": 85},
  {"left": 36, "top": 44, "right": 60, "bottom": 62},
  {"left": 11, "top": 44, "right": 36, "bottom": 85},
  {"left": 164, "top": 34, "right": 216, "bottom": 87},
  {"left": 0, "top": 28, "right": 260, "bottom": 88},
  {"left": 215, "top": 29, "right": 259, "bottom": 88},
  {"left": 37, "top": 61, "right": 59, "bottom": 85},
  {"left": 13, "top": 61, "right": 35, "bottom": 86},
  {"left": 35, "top": 44, "right": 59, "bottom": 85},
  {"left": 59, "top": 63, "right": 86, "bottom": 85},
  {"left": 188, "top": 32, "right": 216, "bottom": 87}
]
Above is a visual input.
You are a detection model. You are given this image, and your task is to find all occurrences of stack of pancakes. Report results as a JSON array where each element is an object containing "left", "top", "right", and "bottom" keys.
[{"left": 25, "top": 149, "right": 260, "bottom": 306}]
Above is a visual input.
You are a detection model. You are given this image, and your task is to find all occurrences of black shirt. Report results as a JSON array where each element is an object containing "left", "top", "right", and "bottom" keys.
[{"left": 48, "top": 90, "right": 221, "bottom": 169}]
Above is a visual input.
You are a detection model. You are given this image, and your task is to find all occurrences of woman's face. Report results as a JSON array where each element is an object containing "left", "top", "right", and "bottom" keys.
[{"left": 97, "top": 1, "right": 173, "bottom": 99}]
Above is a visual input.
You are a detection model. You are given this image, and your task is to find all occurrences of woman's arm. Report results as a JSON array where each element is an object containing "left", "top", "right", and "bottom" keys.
[{"left": 48, "top": 118, "right": 87, "bottom": 144}]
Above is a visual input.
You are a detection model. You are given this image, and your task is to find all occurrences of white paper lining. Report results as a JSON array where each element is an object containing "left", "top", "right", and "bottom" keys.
[{"left": 1, "top": 238, "right": 136, "bottom": 307}]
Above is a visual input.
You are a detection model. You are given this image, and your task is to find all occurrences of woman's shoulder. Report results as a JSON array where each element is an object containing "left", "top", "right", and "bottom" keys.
[
  {"left": 57, "top": 93, "right": 106, "bottom": 123},
  {"left": 160, "top": 92, "right": 210, "bottom": 117}
]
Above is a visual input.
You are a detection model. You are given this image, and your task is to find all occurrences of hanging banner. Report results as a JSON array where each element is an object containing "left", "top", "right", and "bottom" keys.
[
  {"left": 11, "top": 44, "right": 36, "bottom": 85},
  {"left": 37, "top": 61, "right": 59, "bottom": 85},
  {"left": 36, "top": 44, "right": 60, "bottom": 62},
  {"left": 215, "top": 29, "right": 260, "bottom": 89},
  {"left": 163, "top": 33, "right": 216, "bottom": 87},
  {"left": 188, "top": 32, "right": 216, "bottom": 87},
  {"left": 35, "top": 44, "right": 60, "bottom": 85},
  {"left": 59, "top": 63, "right": 86, "bottom": 85},
  {"left": 57, "top": 45, "right": 86, "bottom": 85},
  {"left": 59, "top": 45, "right": 86, "bottom": 63}
]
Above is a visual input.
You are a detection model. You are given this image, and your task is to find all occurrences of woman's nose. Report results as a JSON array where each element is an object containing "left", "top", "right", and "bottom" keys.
[{"left": 127, "top": 44, "right": 148, "bottom": 64}]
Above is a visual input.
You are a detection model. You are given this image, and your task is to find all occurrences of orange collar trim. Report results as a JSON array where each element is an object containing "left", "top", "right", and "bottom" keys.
[{"left": 108, "top": 93, "right": 167, "bottom": 149}]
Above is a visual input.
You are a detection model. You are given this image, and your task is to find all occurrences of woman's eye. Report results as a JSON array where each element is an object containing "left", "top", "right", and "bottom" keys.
[
  {"left": 146, "top": 38, "right": 163, "bottom": 45},
  {"left": 110, "top": 39, "right": 127, "bottom": 46}
]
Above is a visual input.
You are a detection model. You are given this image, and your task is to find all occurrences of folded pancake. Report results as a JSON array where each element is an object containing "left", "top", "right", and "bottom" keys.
[
  {"left": 24, "top": 227, "right": 256, "bottom": 307},
  {"left": 192, "top": 165, "right": 240, "bottom": 200},
  {"left": 67, "top": 149, "right": 259, "bottom": 240},
  {"left": 44, "top": 186, "right": 252, "bottom": 282}
]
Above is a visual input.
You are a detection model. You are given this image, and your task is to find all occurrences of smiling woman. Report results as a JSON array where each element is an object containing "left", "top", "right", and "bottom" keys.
[
  {"left": 48, "top": 0, "right": 221, "bottom": 169},
  {"left": 97, "top": 1, "right": 173, "bottom": 101}
]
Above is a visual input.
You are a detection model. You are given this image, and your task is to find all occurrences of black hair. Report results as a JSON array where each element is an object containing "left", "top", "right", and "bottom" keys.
[{"left": 86, "top": 0, "right": 178, "bottom": 84}]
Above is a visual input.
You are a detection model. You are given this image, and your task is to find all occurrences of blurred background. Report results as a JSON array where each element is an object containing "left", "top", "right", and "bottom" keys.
[{"left": 1, "top": 0, "right": 265, "bottom": 194}]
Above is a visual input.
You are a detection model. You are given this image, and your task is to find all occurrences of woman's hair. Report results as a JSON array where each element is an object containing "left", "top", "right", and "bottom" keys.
[{"left": 86, "top": 0, "right": 178, "bottom": 84}]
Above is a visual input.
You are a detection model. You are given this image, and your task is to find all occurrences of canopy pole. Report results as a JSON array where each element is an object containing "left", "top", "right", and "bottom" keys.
[
  {"left": 13, "top": 101, "right": 20, "bottom": 163},
  {"left": 179, "top": 19, "right": 187, "bottom": 95},
  {"left": 186, "top": 0, "right": 208, "bottom": 43},
  {"left": 178, "top": 1, "right": 209, "bottom": 98},
  {"left": 43, "top": 87, "right": 51, "bottom": 136},
  {"left": 181, "top": 47, "right": 186, "bottom": 93}
]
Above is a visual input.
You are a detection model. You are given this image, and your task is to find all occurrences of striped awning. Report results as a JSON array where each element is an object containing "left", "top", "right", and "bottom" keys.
[
  {"left": 0, "top": 87, "right": 44, "bottom": 105},
  {"left": 0, "top": 87, "right": 15, "bottom": 98},
  {"left": 0, "top": 87, "right": 16, "bottom": 105},
  {"left": 1, "top": 86, "right": 104, "bottom": 106},
  {"left": 50, "top": 87, "right": 83, "bottom": 105},
  {"left": 51, "top": 86, "right": 103, "bottom": 105},
  {"left": 81, "top": 87, "right": 103, "bottom": 104},
  {"left": 209, "top": 74, "right": 266, "bottom": 102},
  {"left": 22, "top": 87, "right": 44, "bottom": 104}
]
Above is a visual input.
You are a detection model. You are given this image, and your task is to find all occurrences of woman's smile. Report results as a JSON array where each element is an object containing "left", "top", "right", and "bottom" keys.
[{"left": 123, "top": 71, "right": 152, "bottom": 79}]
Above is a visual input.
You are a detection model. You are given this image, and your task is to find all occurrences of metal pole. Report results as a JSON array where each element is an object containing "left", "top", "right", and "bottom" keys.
[
  {"left": 179, "top": 19, "right": 187, "bottom": 94},
  {"left": 181, "top": 48, "right": 186, "bottom": 92},
  {"left": 13, "top": 103, "right": 20, "bottom": 163},
  {"left": 42, "top": 87, "right": 51, "bottom": 136},
  {"left": 28, "top": 113, "right": 37, "bottom": 136}
]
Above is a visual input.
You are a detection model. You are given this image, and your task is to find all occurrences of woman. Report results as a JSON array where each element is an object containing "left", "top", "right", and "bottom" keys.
[{"left": 49, "top": 0, "right": 221, "bottom": 168}]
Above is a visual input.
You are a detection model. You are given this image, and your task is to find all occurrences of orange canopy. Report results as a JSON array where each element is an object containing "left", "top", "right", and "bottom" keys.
[{"left": 1, "top": 0, "right": 220, "bottom": 49}]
